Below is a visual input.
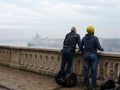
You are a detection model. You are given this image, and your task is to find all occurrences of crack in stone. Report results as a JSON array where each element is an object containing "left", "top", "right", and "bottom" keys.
[
  {"left": 52, "top": 86, "right": 64, "bottom": 90},
  {"left": 0, "top": 85, "right": 13, "bottom": 90}
]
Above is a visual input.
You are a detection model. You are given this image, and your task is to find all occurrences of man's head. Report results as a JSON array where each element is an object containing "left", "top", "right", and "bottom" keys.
[
  {"left": 86, "top": 25, "right": 94, "bottom": 34},
  {"left": 71, "top": 27, "right": 76, "bottom": 32}
]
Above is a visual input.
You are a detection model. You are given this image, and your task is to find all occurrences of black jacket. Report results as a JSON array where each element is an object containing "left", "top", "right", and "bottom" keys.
[{"left": 63, "top": 31, "right": 81, "bottom": 51}]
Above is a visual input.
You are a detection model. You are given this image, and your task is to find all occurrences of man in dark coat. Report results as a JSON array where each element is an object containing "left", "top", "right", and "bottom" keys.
[{"left": 58, "top": 26, "right": 81, "bottom": 79}]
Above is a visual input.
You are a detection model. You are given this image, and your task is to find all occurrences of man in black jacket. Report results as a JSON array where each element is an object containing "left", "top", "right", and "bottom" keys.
[{"left": 58, "top": 26, "right": 81, "bottom": 79}]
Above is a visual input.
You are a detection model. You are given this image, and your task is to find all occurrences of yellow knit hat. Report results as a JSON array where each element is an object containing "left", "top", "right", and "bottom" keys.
[{"left": 86, "top": 25, "right": 94, "bottom": 34}]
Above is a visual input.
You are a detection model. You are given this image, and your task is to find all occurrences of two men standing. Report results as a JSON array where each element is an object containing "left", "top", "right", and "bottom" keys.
[{"left": 57, "top": 25, "right": 104, "bottom": 90}]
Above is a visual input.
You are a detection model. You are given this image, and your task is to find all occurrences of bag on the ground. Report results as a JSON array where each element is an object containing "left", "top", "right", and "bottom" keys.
[
  {"left": 115, "top": 86, "right": 120, "bottom": 90},
  {"left": 101, "top": 79, "right": 115, "bottom": 90},
  {"left": 55, "top": 75, "right": 65, "bottom": 85},
  {"left": 64, "top": 72, "right": 77, "bottom": 87},
  {"left": 55, "top": 72, "right": 77, "bottom": 87}
]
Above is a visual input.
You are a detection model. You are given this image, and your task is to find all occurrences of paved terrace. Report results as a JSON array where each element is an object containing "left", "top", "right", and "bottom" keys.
[{"left": 0, "top": 65, "right": 84, "bottom": 90}]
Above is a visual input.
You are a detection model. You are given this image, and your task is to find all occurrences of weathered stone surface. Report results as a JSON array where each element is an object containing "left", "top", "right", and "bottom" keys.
[
  {"left": 0, "top": 45, "right": 120, "bottom": 89},
  {"left": 0, "top": 66, "right": 83, "bottom": 90}
]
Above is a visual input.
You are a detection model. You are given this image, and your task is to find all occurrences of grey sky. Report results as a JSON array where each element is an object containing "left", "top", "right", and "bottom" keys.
[{"left": 0, "top": 0, "right": 120, "bottom": 40}]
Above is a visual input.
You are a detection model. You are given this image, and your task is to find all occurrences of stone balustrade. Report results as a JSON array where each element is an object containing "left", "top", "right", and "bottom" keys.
[{"left": 0, "top": 45, "right": 120, "bottom": 83}]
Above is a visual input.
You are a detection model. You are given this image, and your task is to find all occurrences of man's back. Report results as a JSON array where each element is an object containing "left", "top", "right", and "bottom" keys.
[
  {"left": 57, "top": 27, "right": 81, "bottom": 82},
  {"left": 63, "top": 32, "right": 80, "bottom": 50},
  {"left": 80, "top": 25, "right": 104, "bottom": 90},
  {"left": 81, "top": 34, "right": 103, "bottom": 54}
]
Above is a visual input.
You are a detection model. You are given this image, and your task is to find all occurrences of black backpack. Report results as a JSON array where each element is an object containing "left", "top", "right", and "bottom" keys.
[
  {"left": 101, "top": 79, "right": 115, "bottom": 90},
  {"left": 55, "top": 72, "right": 77, "bottom": 87},
  {"left": 114, "top": 86, "right": 120, "bottom": 90}
]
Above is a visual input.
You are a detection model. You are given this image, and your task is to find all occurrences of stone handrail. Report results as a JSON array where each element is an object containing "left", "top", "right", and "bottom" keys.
[{"left": 0, "top": 45, "right": 120, "bottom": 82}]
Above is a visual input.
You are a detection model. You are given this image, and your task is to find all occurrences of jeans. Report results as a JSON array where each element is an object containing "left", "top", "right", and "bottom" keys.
[
  {"left": 83, "top": 52, "right": 98, "bottom": 88},
  {"left": 58, "top": 48, "right": 74, "bottom": 78}
]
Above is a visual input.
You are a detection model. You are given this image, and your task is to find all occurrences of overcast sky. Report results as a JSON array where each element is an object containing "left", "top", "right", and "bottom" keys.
[{"left": 0, "top": 0, "right": 120, "bottom": 40}]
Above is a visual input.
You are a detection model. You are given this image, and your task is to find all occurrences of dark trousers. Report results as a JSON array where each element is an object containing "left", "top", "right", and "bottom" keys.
[
  {"left": 83, "top": 52, "right": 98, "bottom": 88},
  {"left": 58, "top": 48, "right": 74, "bottom": 78}
]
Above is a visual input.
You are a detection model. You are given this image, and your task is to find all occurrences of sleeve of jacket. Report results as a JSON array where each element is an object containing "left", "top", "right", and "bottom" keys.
[
  {"left": 96, "top": 37, "right": 104, "bottom": 51},
  {"left": 80, "top": 38, "right": 84, "bottom": 53},
  {"left": 63, "top": 35, "right": 67, "bottom": 46},
  {"left": 77, "top": 34, "right": 81, "bottom": 50}
]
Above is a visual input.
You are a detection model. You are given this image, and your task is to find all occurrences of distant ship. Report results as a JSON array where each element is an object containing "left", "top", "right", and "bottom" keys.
[{"left": 27, "top": 33, "right": 63, "bottom": 49}]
